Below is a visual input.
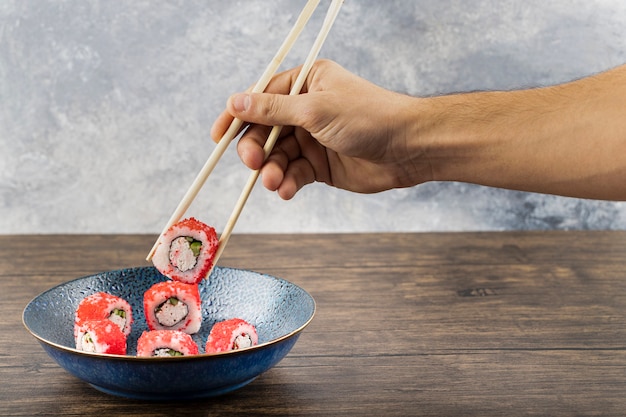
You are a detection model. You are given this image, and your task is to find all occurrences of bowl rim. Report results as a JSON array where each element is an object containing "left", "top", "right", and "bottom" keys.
[{"left": 22, "top": 265, "right": 316, "bottom": 361}]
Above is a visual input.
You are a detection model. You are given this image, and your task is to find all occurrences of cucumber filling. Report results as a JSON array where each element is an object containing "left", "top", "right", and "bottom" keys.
[
  {"left": 81, "top": 333, "right": 96, "bottom": 352},
  {"left": 108, "top": 308, "right": 127, "bottom": 332},
  {"left": 153, "top": 348, "right": 184, "bottom": 357}
]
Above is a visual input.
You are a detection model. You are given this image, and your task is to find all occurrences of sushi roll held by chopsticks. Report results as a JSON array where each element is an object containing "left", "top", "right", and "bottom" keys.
[{"left": 152, "top": 217, "right": 219, "bottom": 284}]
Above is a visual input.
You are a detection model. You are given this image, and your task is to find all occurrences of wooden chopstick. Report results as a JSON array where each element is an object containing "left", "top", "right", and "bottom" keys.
[
  {"left": 207, "top": 0, "right": 345, "bottom": 276},
  {"left": 146, "top": 0, "right": 321, "bottom": 261}
]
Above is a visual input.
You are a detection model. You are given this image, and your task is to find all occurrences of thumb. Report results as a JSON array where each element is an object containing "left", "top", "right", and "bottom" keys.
[{"left": 228, "top": 92, "right": 302, "bottom": 128}]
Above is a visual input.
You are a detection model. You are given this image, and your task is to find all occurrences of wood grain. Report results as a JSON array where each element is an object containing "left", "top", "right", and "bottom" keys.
[{"left": 2, "top": 232, "right": 626, "bottom": 416}]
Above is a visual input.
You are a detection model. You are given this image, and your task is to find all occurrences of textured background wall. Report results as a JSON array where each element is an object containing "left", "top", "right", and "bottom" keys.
[{"left": 2, "top": 0, "right": 626, "bottom": 234}]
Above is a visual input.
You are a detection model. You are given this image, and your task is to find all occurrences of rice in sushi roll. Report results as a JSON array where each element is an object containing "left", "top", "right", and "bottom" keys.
[
  {"left": 152, "top": 217, "right": 219, "bottom": 284},
  {"left": 75, "top": 319, "right": 127, "bottom": 355},
  {"left": 136, "top": 330, "right": 199, "bottom": 357},
  {"left": 74, "top": 292, "right": 133, "bottom": 339},
  {"left": 144, "top": 281, "right": 202, "bottom": 334},
  {"left": 205, "top": 318, "right": 258, "bottom": 354}
]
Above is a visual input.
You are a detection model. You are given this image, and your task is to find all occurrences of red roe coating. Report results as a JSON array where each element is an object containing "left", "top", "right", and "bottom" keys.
[
  {"left": 205, "top": 318, "right": 259, "bottom": 354},
  {"left": 143, "top": 281, "right": 202, "bottom": 334},
  {"left": 75, "top": 320, "right": 127, "bottom": 355},
  {"left": 74, "top": 292, "right": 133, "bottom": 338},
  {"left": 152, "top": 217, "right": 219, "bottom": 284},
  {"left": 136, "top": 330, "right": 199, "bottom": 357}
]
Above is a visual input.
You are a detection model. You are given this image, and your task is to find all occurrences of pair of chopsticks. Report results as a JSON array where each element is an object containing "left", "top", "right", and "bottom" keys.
[{"left": 146, "top": 0, "right": 345, "bottom": 275}]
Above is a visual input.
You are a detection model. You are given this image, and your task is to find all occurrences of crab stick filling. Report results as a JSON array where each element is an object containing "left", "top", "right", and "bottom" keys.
[{"left": 154, "top": 297, "right": 189, "bottom": 328}]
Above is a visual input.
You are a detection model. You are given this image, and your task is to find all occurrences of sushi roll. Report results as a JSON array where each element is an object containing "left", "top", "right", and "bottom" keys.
[
  {"left": 136, "top": 330, "right": 199, "bottom": 357},
  {"left": 74, "top": 292, "right": 133, "bottom": 339},
  {"left": 152, "top": 217, "right": 219, "bottom": 284},
  {"left": 143, "top": 281, "right": 202, "bottom": 334},
  {"left": 75, "top": 320, "right": 127, "bottom": 355},
  {"left": 205, "top": 318, "right": 259, "bottom": 354}
]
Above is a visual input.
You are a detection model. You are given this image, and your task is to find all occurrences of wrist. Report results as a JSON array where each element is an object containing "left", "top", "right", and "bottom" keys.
[
  {"left": 398, "top": 93, "right": 494, "bottom": 187},
  {"left": 409, "top": 90, "right": 538, "bottom": 187}
]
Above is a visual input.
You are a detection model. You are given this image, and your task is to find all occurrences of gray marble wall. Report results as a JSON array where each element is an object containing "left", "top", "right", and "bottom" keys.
[{"left": 2, "top": 0, "right": 626, "bottom": 234}]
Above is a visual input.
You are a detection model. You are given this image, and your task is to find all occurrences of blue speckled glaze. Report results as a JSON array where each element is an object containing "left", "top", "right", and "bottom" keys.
[{"left": 22, "top": 266, "right": 315, "bottom": 400}]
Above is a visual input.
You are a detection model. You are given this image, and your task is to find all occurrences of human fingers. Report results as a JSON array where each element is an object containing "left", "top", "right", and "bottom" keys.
[
  {"left": 275, "top": 158, "right": 317, "bottom": 200},
  {"left": 236, "top": 124, "right": 273, "bottom": 170},
  {"left": 261, "top": 131, "right": 328, "bottom": 199},
  {"left": 227, "top": 90, "right": 323, "bottom": 133},
  {"left": 210, "top": 110, "right": 235, "bottom": 143},
  {"left": 258, "top": 134, "right": 303, "bottom": 191},
  {"left": 213, "top": 63, "right": 303, "bottom": 134}
]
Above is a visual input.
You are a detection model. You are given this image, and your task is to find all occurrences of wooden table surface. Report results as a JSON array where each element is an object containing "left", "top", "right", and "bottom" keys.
[{"left": 2, "top": 232, "right": 626, "bottom": 416}]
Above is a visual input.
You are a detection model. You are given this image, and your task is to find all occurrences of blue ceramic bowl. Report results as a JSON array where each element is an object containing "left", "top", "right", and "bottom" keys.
[{"left": 23, "top": 266, "right": 315, "bottom": 400}]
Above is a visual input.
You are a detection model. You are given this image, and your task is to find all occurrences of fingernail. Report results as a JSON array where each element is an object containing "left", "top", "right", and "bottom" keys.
[{"left": 232, "top": 93, "right": 250, "bottom": 112}]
